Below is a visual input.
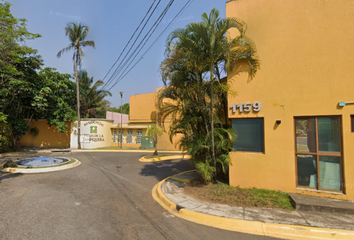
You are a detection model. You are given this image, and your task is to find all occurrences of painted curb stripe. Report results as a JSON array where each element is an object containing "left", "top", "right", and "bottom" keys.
[
  {"left": 2, "top": 159, "right": 81, "bottom": 174},
  {"left": 139, "top": 155, "right": 191, "bottom": 162},
  {"left": 169, "top": 177, "right": 190, "bottom": 183},
  {"left": 72, "top": 150, "right": 188, "bottom": 154},
  {"left": 152, "top": 171, "right": 354, "bottom": 240}
]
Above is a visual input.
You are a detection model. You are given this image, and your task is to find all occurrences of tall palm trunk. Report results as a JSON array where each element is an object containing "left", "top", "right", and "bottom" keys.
[
  {"left": 75, "top": 48, "right": 81, "bottom": 149},
  {"left": 210, "top": 63, "right": 216, "bottom": 179}
]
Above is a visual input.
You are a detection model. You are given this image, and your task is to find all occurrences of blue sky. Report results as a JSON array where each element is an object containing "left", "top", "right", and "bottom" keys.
[{"left": 8, "top": 0, "right": 227, "bottom": 107}]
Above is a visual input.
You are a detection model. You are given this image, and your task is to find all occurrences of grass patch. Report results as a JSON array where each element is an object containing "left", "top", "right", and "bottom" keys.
[{"left": 185, "top": 180, "right": 294, "bottom": 210}]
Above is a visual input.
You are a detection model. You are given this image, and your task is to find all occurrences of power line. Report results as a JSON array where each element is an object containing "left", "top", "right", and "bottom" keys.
[
  {"left": 108, "top": 2, "right": 174, "bottom": 90},
  {"left": 102, "top": 0, "right": 161, "bottom": 89},
  {"left": 104, "top": 0, "right": 170, "bottom": 90},
  {"left": 43, "top": 59, "right": 71, "bottom": 73},
  {"left": 108, "top": 0, "right": 193, "bottom": 90},
  {"left": 106, "top": 0, "right": 176, "bottom": 91}
]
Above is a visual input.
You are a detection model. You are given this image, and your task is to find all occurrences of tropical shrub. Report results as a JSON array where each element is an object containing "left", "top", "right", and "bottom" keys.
[
  {"left": 146, "top": 124, "right": 164, "bottom": 156},
  {"left": 157, "top": 9, "right": 259, "bottom": 182},
  {"left": 0, "top": 123, "right": 12, "bottom": 153},
  {"left": 3, "top": 160, "right": 18, "bottom": 168},
  {"left": 30, "top": 127, "right": 39, "bottom": 136}
]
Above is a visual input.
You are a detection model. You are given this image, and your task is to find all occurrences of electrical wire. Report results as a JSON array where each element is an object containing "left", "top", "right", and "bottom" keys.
[
  {"left": 102, "top": 0, "right": 161, "bottom": 89},
  {"left": 105, "top": 0, "right": 177, "bottom": 91},
  {"left": 111, "top": 0, "right": 194, "bottom": 87},
  {"left": 107, "top": 0, "right": 174, "bottom": 90}
]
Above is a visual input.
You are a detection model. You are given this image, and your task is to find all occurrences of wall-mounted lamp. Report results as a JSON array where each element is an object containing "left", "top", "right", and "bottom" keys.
[
  {"left": 276, "top": 120, "right": 281, "bottom": 125},
  {"left": 338, "top": 101, "right": 354, "bottom": 107}
]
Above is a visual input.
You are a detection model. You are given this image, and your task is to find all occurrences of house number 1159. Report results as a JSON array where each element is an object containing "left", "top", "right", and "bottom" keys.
[{"left": 230, "top": 102, "right": 261, "bottom": 113}]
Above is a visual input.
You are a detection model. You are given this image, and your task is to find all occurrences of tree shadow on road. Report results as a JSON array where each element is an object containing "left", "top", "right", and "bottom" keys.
[
  {"left": 0, "top": 171, "right": 23, "bottom": 184},
  {"left": 140, "top": 159, "right": 195, "bottom": 182}
]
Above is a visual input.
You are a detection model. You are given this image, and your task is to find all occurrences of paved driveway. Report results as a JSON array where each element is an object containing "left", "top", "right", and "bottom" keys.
[{"left": 0, "top": 152, "right": 278, "bottom": 240}]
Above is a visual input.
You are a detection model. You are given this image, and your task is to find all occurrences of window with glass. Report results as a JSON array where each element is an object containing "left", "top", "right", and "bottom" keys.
[
  {"left": 136, "top": 130, "right": 142, "bottom": 144},
  {"left": 232, "top": 118, "right": 264, "bottom": 152},
  {"left": 118, "top": 130, "right": 123, "bottom": 143},
  {"left": 351, "top": 115, "right": 354, "bottom": 132},
  {"left": 127, "top": 130, "right": 133, "bottom": 144},
  {"left": 113, "top": 130, "right": 117, "bottom": 143},
  {"left": 295, "top": 117, "right": 343, "bottom": 192}
]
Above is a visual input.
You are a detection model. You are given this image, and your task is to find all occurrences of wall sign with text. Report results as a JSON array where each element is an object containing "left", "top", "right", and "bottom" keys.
[{"left": 230, "top": 102, "right": 261, "bottom": 113}]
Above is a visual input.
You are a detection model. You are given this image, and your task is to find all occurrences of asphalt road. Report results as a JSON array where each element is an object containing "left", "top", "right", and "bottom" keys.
[{"left": 0, "top": 152, "right": 279, "bottom": 240}]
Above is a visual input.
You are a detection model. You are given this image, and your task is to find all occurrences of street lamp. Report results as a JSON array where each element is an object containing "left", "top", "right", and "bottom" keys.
[{"left": 120, "top": 91, "right": 123, "bottom": 149}]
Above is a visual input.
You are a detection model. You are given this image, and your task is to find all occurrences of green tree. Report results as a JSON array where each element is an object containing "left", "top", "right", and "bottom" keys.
[
  {"left": 108, "top": 103, "right": 130, "bottom": 115},
  {"left": 0, "top": 2, "right": 43, "bottom": 149},
  {"left": 146, "top": 124, "right": 163, "bottom": 156},
  {"left": 158, "top": 9, "right": 259, "bottom": 181},
  {"left": 78, "top": 70, "right": 112, "bottom": 118},
  {"left": 37, "top": 67, "right": 77, "bottom": 132},
  {"left": 57, "top": 22, "right": 95, "bottom": 149},
  {"left": 8, "top": 67, "right": 77, "bottom": 146},
  {"left": 0, "top": 3, "right": 78, "bottom": 152},
  {"left": 0, "top": 113, "right": 12, "bottom": 152}
]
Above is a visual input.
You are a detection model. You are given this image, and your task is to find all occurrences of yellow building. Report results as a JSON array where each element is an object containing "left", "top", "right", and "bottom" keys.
[
  {"left": 226, "top": 0, "right": 354, "bottom": 200},
  {"left": 20, "top": 87, "right": 180, "bottom": 150},
  {"left": 110, "top": 87, "right": 180, "bottom": 150}
]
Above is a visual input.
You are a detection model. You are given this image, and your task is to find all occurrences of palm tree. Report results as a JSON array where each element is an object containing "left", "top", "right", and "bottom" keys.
[
  {"left": 57, "top": 22, "right": 95, "bottom": 149},
  {"left": 146, "top": 124, "right": 163, "bottom": 156},
  {"left": 78, "top": 70, "right": 111, "bottom": 118},
  {"left": 158, "top": 8, "right": 259, "bottom": 181}
]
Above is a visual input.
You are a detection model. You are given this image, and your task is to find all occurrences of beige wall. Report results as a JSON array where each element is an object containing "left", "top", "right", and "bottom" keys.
[
  {"left": 21, "top": 120, "right": 70, "bottom": 148},
  {"left": 71, "top": 119, "right": 113, "bottom": 149},
  {"left": 227, "top": 0, "right": 354, "bottom": 200}
]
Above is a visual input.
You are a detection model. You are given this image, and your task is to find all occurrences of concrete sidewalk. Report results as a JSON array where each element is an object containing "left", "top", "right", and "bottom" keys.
[{"left": 153, "top": 171, "right": 354, "bottom": 240}]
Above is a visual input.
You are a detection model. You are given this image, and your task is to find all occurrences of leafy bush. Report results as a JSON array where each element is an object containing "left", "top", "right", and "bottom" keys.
[
  {"left": 12, "top": 119, "right": 29, "bottom": 138},
  {"left": 3, "top": 160, "right": 18, "bottom": 168},
  {"left": 30, "top": 127, "right": 39, "bottom": 136},
  {"left": 182, "top": 127, "right": 235, "bottom": 182},
  {"left": 11, "top": 119, "right": 29, "bottom": 147},
  {"left": 0, "top": 123, "right": 13, "bottom": 153}
]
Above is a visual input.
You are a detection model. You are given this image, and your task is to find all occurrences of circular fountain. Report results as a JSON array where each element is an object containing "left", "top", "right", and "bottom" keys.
[
  {"left": 2, "top": 155, "right": 80, "bottom": 173},
  {"left": 17, "top": 156, "right": 70, "bottom": 168}
]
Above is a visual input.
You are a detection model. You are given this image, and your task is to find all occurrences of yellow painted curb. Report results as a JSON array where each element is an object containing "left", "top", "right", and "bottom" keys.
[
  {"left": 139, "top": 154, "right": 191, "bottom": 162},
  {"left": 168, "top": 169, "right": 197, "bottom": 183},
  {"left": 152, "top": 171, "right": 354, "bottom": 240},
  {"left": 2, "top": 158, "right": 81, "bottom": 174},
  {"left": 74, "top": 149, "right": 188, "bottom": 154},
  {"left": 169, "top": 177, "right": 191, "bottom": 183}
]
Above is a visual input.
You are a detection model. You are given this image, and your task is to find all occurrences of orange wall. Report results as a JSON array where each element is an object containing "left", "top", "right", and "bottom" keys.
[
  {"left": 130, "top": 92, "right": 157, "bottom": 123},
  {"left": 227, "top": 0, "right": 354, "bottom": 200},
  {"left": 21, "top": 120, "right": 70, "bottom": 148},
  {"left": 156, "top": 121, "right": 182, "bottom": 150},
  {"left": 128, "top": 90, "right": 181, "bottom": 150}
]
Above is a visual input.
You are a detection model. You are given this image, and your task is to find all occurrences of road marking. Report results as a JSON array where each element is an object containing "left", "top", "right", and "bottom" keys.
[
  {"left": 157, "top": 164, "right": 175, "bottom": 168},
  {"left": 163, "top": 212, "right": 175, "bottom": 218}
]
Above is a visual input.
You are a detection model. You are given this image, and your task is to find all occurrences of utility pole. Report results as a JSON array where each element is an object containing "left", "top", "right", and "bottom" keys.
[
  {"left": 120, "top": 91, "right": 123, "bottom": 148},
  {"left": 75, "top": 56, "right": 81, "bottom": 150}
]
